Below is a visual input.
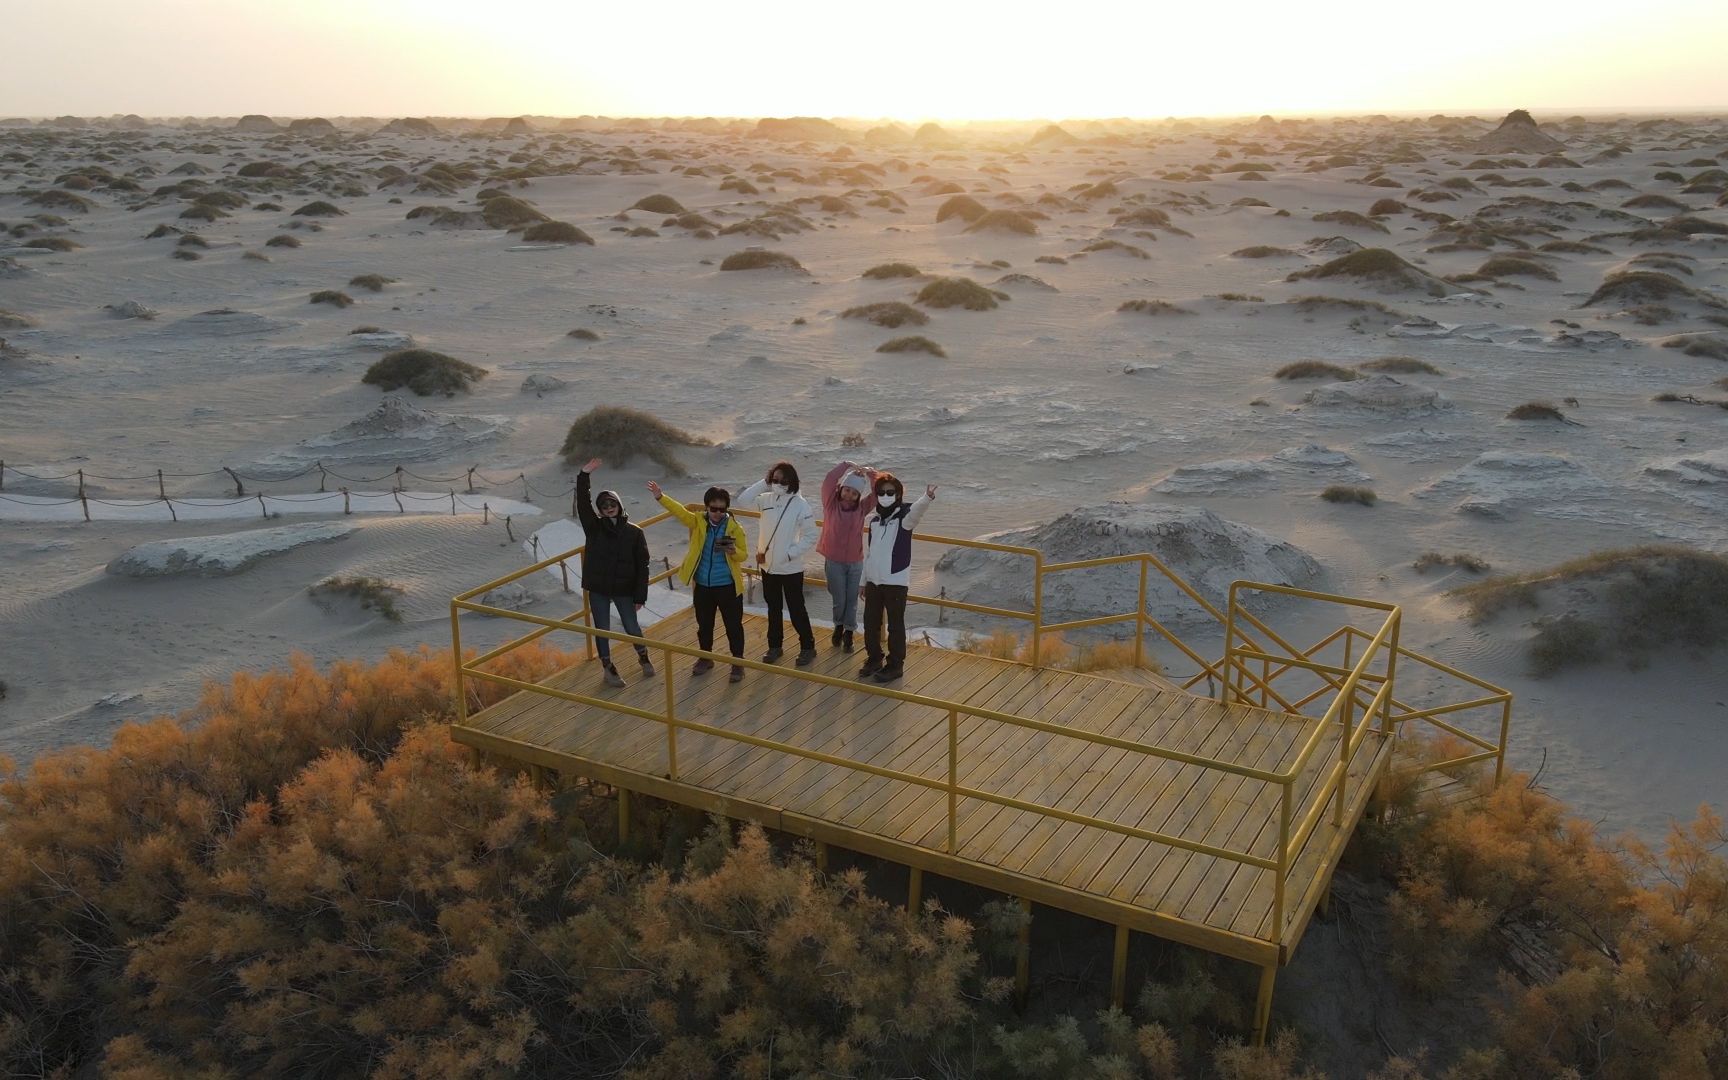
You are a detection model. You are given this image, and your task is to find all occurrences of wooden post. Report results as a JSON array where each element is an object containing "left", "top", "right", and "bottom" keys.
[
  {"left": 0, "top": 460, "right": 5, "bottom": 489},
  {"left": 392, "top": 465, "right": 404, "bottom": 492},
  {"left": 521, "top": 474, "right": 531, "bottom": 502},
  {"left": 907, "top": 867, "right": 923, "bottom": 913},
  {"left": 449, "top": 490, "right": 457, "bottom": 516},
  {"left": 466, "top": 466, "right": 477, "bottom": 494},
  {"left": 317, "top": 462, "right": 327, "bottom": 492},
  {"left": 1111, "top": 925, "right": 1130, "bottom": 1008},
  {"left": 76, "top": 469, "right": 85, "bottom": 498},
  {"left": 223, "top": 467, "right": 243, "bottom": 496},
  {"left": 617, "top": 787, "right": 631, "bottom": 844},
  {"left": 342, "top": 487, "right": 351, "bottom": 514},
  {"left": 257, "top": 493, "right": 268, "bottom": 519},
  {"left": 815, "top": 842, "right": 829, "bottom": 873},
  {"left": 392, "top": 489, "right": 404, "bottom": 514},
  {"left": 482, "top": 502, "right": 490, "bottom": 524},
  {"left": 165, "top": 497, "right": 177, "bottom": 522},
  {"left": 559, "top": 560, "right": 570, "bottom": 593},
  {"left": 663, "top": 555, "right": 674, "bottom": 590},
  {"left": 80, "top": 490, "right": 90, "bottom": 522},
  {"left": 1015, "top": 898, "right": 1033, "bottom": 1004},
  {"left": 156, "top": 469, "right": 166, "bottom": 500},
  {"left": 1253, "top": 965, "right": 1277, "bottom": 1047},
  {"left": 505, "top": 515, "right": 514, "bottom": 541},
  {"left": 571, "top": 487, "right": 579, "bottom": 517}
]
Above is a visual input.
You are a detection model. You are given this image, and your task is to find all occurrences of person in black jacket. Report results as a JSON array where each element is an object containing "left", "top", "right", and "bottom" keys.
[{"left": 577, "top": 458, "right": 652, "bottom": 688}]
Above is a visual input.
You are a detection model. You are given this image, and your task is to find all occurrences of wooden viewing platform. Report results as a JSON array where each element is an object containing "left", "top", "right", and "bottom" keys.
[{"left": 450, "top": 508, "right": 1514, "bottom": 1042}]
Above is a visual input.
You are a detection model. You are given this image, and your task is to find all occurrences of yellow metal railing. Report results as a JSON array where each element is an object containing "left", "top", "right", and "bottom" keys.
[{"left": 449, "top": 503, "right": 1512, "bottom": 945}]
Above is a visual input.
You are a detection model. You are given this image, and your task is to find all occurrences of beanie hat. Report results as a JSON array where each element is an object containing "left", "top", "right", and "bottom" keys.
[{"left": 841, "top": 473, "right": 869, "bottom": 494}]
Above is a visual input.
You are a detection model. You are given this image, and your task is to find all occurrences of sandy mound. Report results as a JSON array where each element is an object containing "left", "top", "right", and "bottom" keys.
[
  {"left": 173, "top": 309, "right": 294, "bottom": 336},
  {"left": 347, "top": 330, "right": 416, "bottom": 350},
  {"left": 751, "top": 117, "right": 846, "bottom": 141},
  {"left": 249, "top": 398, "right": 508, "bottom": 477},
  {"left": 104, "top": 300, "right": 158, "bottom": 320},
  {"left": 1473, "top": 110, "right": 1566, "bottom": 154},
  {"left": 234, "top": 114, "right": 280, "bottom": 133},
  {"left": 934, "top": 503, "right": 1322, "bottom": 628},
  {"left": 1644, "top": 447, "right": 1728, "bottom": 486},
  {"left": 1303, "top": 374, "right": 1450, "bottom": 416},
  {"left": 1414, "top": 451, "right": 1601, "bottom": 519},
  {"left": 520, "top": 374, "right": 569, "bottom": 395},
  {"left": 1155, "top": 445, "right": 1370, "bottom": 494},
  {"left": 1288, "top": 248, "right": 1456, "bottom": 297},
  {"left": 107, "top": 522, "right": 356, "bottom": 577}
]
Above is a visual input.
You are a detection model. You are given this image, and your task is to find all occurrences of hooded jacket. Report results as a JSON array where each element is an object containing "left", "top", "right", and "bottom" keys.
[
  {"left": 658, "top": 492, "right": 749, "bottom": 596},
  {"left": 817, "top": 461, "right": 876, "bottom": 563},
  {"left": 862, "top": 493, "right": 932, "bottom": 587},
  {"left": 576, "top": 471, "right": 649, "bottom": 603},
  {"left": 737, "top": 478, "right": 817, "bottom": 576}
]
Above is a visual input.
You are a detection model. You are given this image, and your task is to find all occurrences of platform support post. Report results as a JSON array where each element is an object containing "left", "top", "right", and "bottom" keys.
[
  {"left": 1317, "top": 882, "right": 1332, "bottom": 920},
  {"left": 907, "top": 867, "right": 923, "bottom": 913},
  {"left": 1111, "top": 925, "right": 1130, "bottom": 1009},
  {"left": 815, "top": 842, "right": 829, "bottom": 873},
  {"left": 1253, "top": 964, "right": 1277, "bottom": 1047},
  {"left": 617, "top": 788, "right": 631, "bottom": 845},
  {"left": 528, "top": 764, "right": 548, "bottom": 791},
  {"left": 1014, "top": 898, "right": 1032, "bottom": 1004}
]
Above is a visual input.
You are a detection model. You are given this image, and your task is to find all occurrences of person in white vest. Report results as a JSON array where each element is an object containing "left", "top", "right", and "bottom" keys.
[
  {"left": 738, "top": 461, "right": 819, "bottom": 666},
  {"left": 858, "top": 471, "right": 937, "bottom": 683}
]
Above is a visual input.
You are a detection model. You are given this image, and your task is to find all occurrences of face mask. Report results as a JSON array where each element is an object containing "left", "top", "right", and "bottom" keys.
[
  {"left": 770, "top": 483, "right": 787, "bottom": 495},
  {"left": 877, "top": 492, "right": 897, "bottom": 507}
]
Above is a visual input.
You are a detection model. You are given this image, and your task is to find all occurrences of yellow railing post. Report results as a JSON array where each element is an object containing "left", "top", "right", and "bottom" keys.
[
  {"left": 1030, "top": 554, "right": 1044, "bottom": 667},
  {"left": 1383, "top": 616, "right": 1400, "bottom": 738},
  {"left": 1495, "top": 697, "right": 1511, "bottom": 785},
  {"left": 664, "top": 643, "right": 678, "bottom": 781},
  {"left": 581, "top": 599, "right": 595, "bottom": 662},
  {"left": 1134, "top": 557, "right": 1149, "bottom": 670},
  {"left": 947, "top": 709, "right": 958, "bottom": 854},
  {"left": 1223, "top": 586, "right": 1240, "bottom": 704},
  {"left": 450, "top": 601, "right": 467, "bottom": 725},
  {"left": 1275, "top": 778, "right": 1291, "bottom": 942}
]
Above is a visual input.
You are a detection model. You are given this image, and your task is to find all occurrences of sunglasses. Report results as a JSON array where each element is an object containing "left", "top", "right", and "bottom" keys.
[{"left": 706, "top": 505, "right": 728, "bottom": 514}]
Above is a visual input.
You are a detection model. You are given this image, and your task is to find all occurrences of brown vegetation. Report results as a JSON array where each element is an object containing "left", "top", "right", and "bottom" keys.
[
  {"left": 362, "top": 349, "right": 487, "bottom": 396},
  {"left": 309, "top": 289, "right": 354, "bottom": 308},
  {"left": 1320, "top": 485, "right": 1376, "bottom": 505},
  {"left": 719, "top": 249, "right": 804, "bottom": 271},
  {"left": 560, "top": 405, "right": 710, "bottom": 474},
  {"left": 841, "top": 302, "right": 929, "bottom": 328},
  {"left": 522, "top": 221, "right": 595, "bottom": 245},
  {"left": 915, "top": 277, "right": 1004, "bottom": 310},
  {"left": 309, "top": 575, "right": 404, "bottom": 620},
  {"left": 862, "top": 261, "right": 921, "bottom": 280},
  {"left": 1276, "top": 360, "right": 1357, "bottom": 380},
  {"left": 876, "top": 335, "right": 946, "bottom": 357},
  {"left": 1359, "top": 357, "right": 1441, "bottom": 375}
]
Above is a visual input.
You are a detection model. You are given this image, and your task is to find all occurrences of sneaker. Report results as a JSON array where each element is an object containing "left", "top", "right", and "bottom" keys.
[
  {"left": 795, "top": 647, "right": 817, "bottom": 667},
  {"left": 873, "top": 664, "right": 904, "bottom": 684},
  {"left": 858, "top": 658, "right": 883, "bottom": 678},
  {"left": 602, "top": 663, "right": 627, "bottom": 689},
  {"left": 692, "top": 658, "right": 715, "bottom": 676},
  {"left": 830, "top": 625, "right": 844, "bottom": 647},
  {"left": 842, "top": 630, "right": 855, "bottom": 654},
  {"left": 761, "top": 647, "right": 783, "bottom": 663},
  {"left": 729, "top": 665, "right": 745, "bottom": 683},
  {"left": 637, "top": 653, "right": 655, "bottom": 677}
]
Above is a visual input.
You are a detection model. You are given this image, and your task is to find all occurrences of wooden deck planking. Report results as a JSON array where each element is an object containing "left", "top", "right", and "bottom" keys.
[{"left": 454, "top": 607, "right": 1389, "bottom": 956}]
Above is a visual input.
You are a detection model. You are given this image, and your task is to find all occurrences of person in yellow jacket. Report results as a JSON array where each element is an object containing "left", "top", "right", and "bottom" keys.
[{"left": 649, "top": 480, "right": 750, "bottom": 682}]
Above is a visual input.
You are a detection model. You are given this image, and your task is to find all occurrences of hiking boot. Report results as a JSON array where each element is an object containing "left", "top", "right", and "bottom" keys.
[
  {"left": 729, "top": 665, "right": 745, "bottom": 683},
  {"left": 831, "top": 625, "right": 844, "bottom": 647},
  {"left": 842, "top": 630, "right": 855, "bottom": 654},
  {"left": 602, "top": 663, "right": 627, "bottom": 689},
  {"left": 637, "top": 652, "right": 655, "bottom": 677},
  {"left": 692, "top": 658, "right": 715, "bottom": 676},
  {"left": 795, "top": 647, "right": 817, "bottom": 667},
  {"left": 761, "top": 647, "right": 783, "bottom": 663},
  {"left": 858, "top": 658, "right": 883, "bottom": 679},
  {"left": 873, "top": 664, "right": 904, "bottom": 684}
]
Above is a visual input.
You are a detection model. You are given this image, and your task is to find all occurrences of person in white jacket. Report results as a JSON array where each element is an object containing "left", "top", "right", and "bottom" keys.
[
  {"left": 858, "top": 471, "right": 937, "bottom": 683},
  {"left": 738, "top": 461, "right": 819, "bottom": 666}
]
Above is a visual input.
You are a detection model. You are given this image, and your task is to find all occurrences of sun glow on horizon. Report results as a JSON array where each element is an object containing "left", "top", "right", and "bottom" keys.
[{"left": 5, "top": 0, "right": 1727, "bottom": 119}]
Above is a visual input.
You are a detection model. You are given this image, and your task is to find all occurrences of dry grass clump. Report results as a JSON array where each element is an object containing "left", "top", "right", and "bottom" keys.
[
  {"left": 1622, "top": 193, "right": 1691, "bottom": 211},
  {"left": 1288, "top": 247, "right": 1445, "bottom": 295},
  {"left": 22, "top": 236, "right": 80, "bottom": 252},
  {"left": 362, "top": 348, "right": 487, "bottom": 396},
  {"left": 1312, "top": 209, "right": 1389, "bottom": 233},
  {"left": 1118, "top": 299, "right": 1192, "bottom": 316},
  {"left": 28, "top": 189, "right": 95, "bottom": 213},
  {"left": 1449, "top": 545, "right": 1728, "bottom": 674},
  {"left": 963, "top": 210, "right": 1038, "bottom": 235},
  {"left": 876, "top": 336, "right": 946, "bottom": 357},
  {"left": 309, "top": 290, "right": 354, "bottom": 308},
  {"left": 861, "top": 262, "right": 920, "bottom": 280},
  {"left": 915, "top": 277, "right": 1004, "bottom": 310},
  {"left": 934, "top": 194, "right": 987, "bottom": 223},
  {"left": 1584, "top": 270, "right": 1724, "bottom": 310},
  {"left": 1276, "top": 360, "right": 1357, "bottom": 380},
  {"left": 840, "top": 301, "right": 928, "bottom": 328},
  {"left": 170, "top": 249, "right": 202, "bottom": 261},
  {"left": 719, "top": 249, "right": 803, "bottom": 272},
  {"left": 1359, "top": 356, "right": 1441, "bottom": 375},
  {"left": 1506, "top": 401, "right": 1567, "bottom": 421},
  {"left": 840, "top": 431, "right": 868, "bottom": 448},
  {"left": 1231, "top": 245, "right": 1294, "bottom": 258},
  {"left": 1538, "top": 240, "right": 1610, "bottom": 255},
  {"left": 567, "top": 327, "right": 600, "bottom": 341},
  {"left": 479, "top": 195, "right": 548, "bottom": 230},
  {"left": 291, "top": 200, "right": 345, "bottom": 217},
  {"left": 241, "top": 250, "right": 269, "bottom": 262},
  {"left": 630, "top": 194, "right": 685, "bottom": 214},
  {"left": 1368, "top": 198, "right": 1407, "bottom": 215},
  {"left": 264, "top": 234, "right": 301, "bottom": 249},
  {"left": 309, "top": 575, "right": 404, "bottom": 621},
  {"left": 347, "top": 274, "right": 396, "bottom": 292},
  {"left": 1320, "top": 485, "right": 1377, "bottom": 505},
  {"left": 559, "top": 405, "right": 710, "bottom": 474},
  {"left": 0, "top": 310, "right": 37, "bottom": 330},
  {"left": 1478, "top": 256, "right": 1559, "bottom": 281},
  {"left": 1413, "top": 552, "right": 1490, "bottom": 573},
  {"left": 178, "top": 204, "right": 227, "bottom": 221},
  {"left": 1079, "top": 239, "right": 1149, "bottom": 259},
  {"left": 522, "top": 221, "right": 595, "bottom": 245},
  {"left": 957, "top": 630, "right": 1163, "bottom": 676},
  {"left": 1660, "top": 334, "right": 1728, "bottom": 360}
]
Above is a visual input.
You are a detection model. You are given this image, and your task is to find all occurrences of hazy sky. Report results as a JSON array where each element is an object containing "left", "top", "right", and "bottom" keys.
[{"left": 7, "top": 0, "right": 1727, "bottom": 120}]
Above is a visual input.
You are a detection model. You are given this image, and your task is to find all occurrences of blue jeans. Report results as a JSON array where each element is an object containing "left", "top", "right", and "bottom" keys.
[
  {"left": 588, "top": 592, "right": 645, "bottom": 663},
  {"left": 825, "top": 558, "right": 863, "bottom": 631}
]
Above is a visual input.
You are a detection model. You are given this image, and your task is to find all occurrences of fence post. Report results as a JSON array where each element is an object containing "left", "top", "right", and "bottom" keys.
[
  {"left": 80, "top": 490, "right": 90, "bottom": 522},
  {"left": 504, "top": 515, "right": 514, "bottom": 542},
  {"left": 0, "top": 460, "right": 5, "bottom": 490},
  {"left": 342, "top": 487, "right": 351, "bottom": 514},
  {"left": 157, "top": 470, "right": 166, "bottom": 500},
  {"left": 393, "top": 465, "right": 404, "bottom": 492},
  {"left": 222, "top": 467, "right": 243, "bottom": 497},
  {"left": 392, "top": 489, "right": 404, "bottom": 514},
  {"left": 483, "top": 502, "right": 489, "bottom": 525},
  {"left": 449, "top": 490, "right": 457, "bottom": 516},
  {"left": 1134, "top": 558, "right": 1149, "bottom": 669},
  {"left": 663, "top": 555, "right": 674, "bottom": 590},
  {"left": 571, "top": 487, "right": 579, "bottom": 518},
  {"left": 317, "top": 462, "right": 327, "bottom": 492},
  {"left": 1030, "top": 554, "right": 1044, "bottom": 667},
  {"left": 257, "top": 493, "right": 268, "bottom": 519},
  {"left": 521, "top": 474, "right": 530, "bottom": 502},
  {"left": 466, "top": 466, "right": 477, "bottom": 494},
  {"left": 77, "top": 469, "right": 85, "bottom": 498},
  {"left": 165, "top": 497, "right": 177, "bottom": 522},
  {"left": 938, "top": 586, "right": 947, "bottom": 625},
  {"left": 559, "top": 560, "right": 570, "bottom": 593}
]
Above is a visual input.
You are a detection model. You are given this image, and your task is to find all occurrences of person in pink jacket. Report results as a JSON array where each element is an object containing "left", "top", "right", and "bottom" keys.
[{"left": 817, "top": 459, "right": 876, "bottom": 653}]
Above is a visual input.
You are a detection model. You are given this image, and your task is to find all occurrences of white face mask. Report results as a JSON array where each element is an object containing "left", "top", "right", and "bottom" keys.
[
  {"left": 877, "top": 492, "right": 897, "bottom": 507},
  {"left": 770, "top": 483, "right": 787, "bottom": 495}
]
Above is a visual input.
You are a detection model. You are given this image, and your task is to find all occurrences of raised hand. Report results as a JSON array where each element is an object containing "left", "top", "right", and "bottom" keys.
[
  {"left": 646, "top": 480, "right": 662, "bottom": 499},
  {"left": 582, "top": 457, "right": 602, "bottom": 474},
  {"left": 926, "top": 484, "right": 938, "bottom": 499}
]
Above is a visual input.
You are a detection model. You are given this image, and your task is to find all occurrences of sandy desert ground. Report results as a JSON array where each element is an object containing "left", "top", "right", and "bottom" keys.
[{"left": 1, "top": 110, "right": 1724, "bottom": 841}]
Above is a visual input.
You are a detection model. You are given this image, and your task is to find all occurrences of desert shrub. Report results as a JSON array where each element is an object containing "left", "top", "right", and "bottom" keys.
[
  {"left": 841, "top": 431, "right": 868, "bottom": 448},
  {"left": 877, "top": 335, "right": 946, "bottom": 357},
  {"left": 1622, "top": 192, "right": 1690, "bottom": 211},
  {"left": 935, "top": 194, "right": 987, "bottom": 223},
  {"left": 178, "top": 203, "right": 227, "bottom": 221},
  {"left": 522, "top": 220, "right": 595, "bottom": 245},
  {"left": 567, "top": 327, "right": 600, "bottom": 340},
  {"left": 309, "top": 575, "right": 404, "bottom": 620},
  {"left": 559, "top": 405, "right": 710, "bottom": 474},
  {"left": 362, "top": 348, "right": 487, "bottom": 396},
  {"left": 963, "top": 209, "right": 1038, "bottom": 235},
  {"left": 1312, "top": 209, "right": 1389, "bottom": 233},
  {"left": 1231, "top": 245, "right": 1294, "bottom": 258},
  {"left": 1368, "top": 198, "right": 1407, "bottom": 215},
  {"left": 1359, "top": 356, "right": 1441, "bottom": 374},
  {"left": 170, "top": 249, "right": 201, "bottom": 261},
  {"left": 1080, "top": 239, "right": 1150, "bottom": 259},
  {"left": 264, "top": 233, "right": 300, "bottom": 248},
  {"left": 1413, "top": 551, "right": 1490, "bottom": 573},
  {"left": 862, "top": 261, "right": 920, "bottom": 279},
  {"left": 1275, "top": 360, "right": 1356, "bottom": 380},
  {"left": 841, "top": 301, "right": 928, "bottom": 328},
  {"left": 1584, "top": 270, "right": 1724, "bottom": 310},
  {"left": 309, "top": 289, "right": 354, "bottom": 308},
  {"left": 1320, "top": 485, "right": 1376, "bottom": 505},
  {"left": 1528, "top": 613, "right": 1605, "bottom": 676},
  {"left": 958, "top": 630, "right": 1162, "bottom": 676},
  {"left": 348, "top": 273, "right": 396, "bottom": 292},
  {"left": 28, "top": 188, "right": 95, "bottom": 213},
  {"left": 480, "top": 195, "right": 548, "bottom": 230},
  {"left": 1537, "top": 239, "right": 1609, "bottom": 254},
  {"left": 1210, "top": 293, "right": 1263, "bottom": 302},
  {"left": 241, "top": 250, "right": 269, "bottom": 262},
  {"left": 719, "top": 249, "right": 803, "bottom": 271},
  {"left": 1660, "top": 334, "right": 1728, "bottom": 360},
  {"left": 22, "top": 236, "right": 79, "bottom": 252},
  {"left": 291, "top": 200, "right": 345, "bottom": 217},
  {"left": 0, "top": 310, "right": 37, "bottom": 330},
  {"left": 1034, "top": 254, "right": 1068, "bottom": 265},
  {"left": 718, "top": 176, "right": 759, "bottom": 195},
  {"left": 626, "top": 226, "right": 658, "bottom": 237},
  {"left": 1478, "top": 255, "right": 1559, "bottom": 281},
  {"left": 1506, "top": 401, "right": 1566, "bottom": 420},
  {"left": 194, "top": 190, "right": 248, "bottom": 210},
  {"left": 1119, "top": 299, "right": 1192, "bottom": 316},
  {"left": 630, "top": 193, "right": 685, "bottom": 214},
  {"left": 177, "top": 234, "right": 209, "bottom": 249},
  {"left": 915, "top": 277, "right": 1004, "bottom": 310}
]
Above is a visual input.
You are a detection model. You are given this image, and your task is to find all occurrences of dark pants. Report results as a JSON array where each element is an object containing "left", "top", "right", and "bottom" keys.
[
  {"left": 761, "top": 571, "right": 815, "bottom": 650},
  {"left": 693, "top": 583, "right": 745, "bottom": 659},
  {"left": 587, "top": 592, "right": 647, "bottom": 663},
  {"left": 862, "top": 583, "right": 909, "bottom": 668}
]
